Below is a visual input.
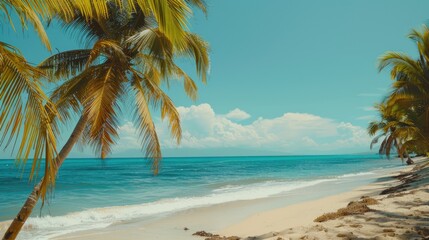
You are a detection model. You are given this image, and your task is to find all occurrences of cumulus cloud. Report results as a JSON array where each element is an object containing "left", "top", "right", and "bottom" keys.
[
  {"left": 115, "top": 103, "right": 372, "bottom": 155},
  {"left": 114, "top": 121, "right": 142, "bottom": 150},
  {"left": 225, "top": 108, "right": 251, "bottom": 120}
]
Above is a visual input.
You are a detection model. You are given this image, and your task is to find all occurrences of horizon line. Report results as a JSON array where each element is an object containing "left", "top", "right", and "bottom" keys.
[{"left": 0, "top": 152, "right": 382, "bottom": 161}]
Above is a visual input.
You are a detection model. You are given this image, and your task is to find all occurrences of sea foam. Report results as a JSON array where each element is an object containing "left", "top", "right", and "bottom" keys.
[
  {"left": 19, "top": 169, "right": 381, "bottom": 239},
  {"left": 22, "top": 177, "right": 339, "bottom": 239}
]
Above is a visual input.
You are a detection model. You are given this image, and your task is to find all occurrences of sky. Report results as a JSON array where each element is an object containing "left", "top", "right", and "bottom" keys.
[{"left": 2, "top": 0, "right": 429, "bottom": 158}]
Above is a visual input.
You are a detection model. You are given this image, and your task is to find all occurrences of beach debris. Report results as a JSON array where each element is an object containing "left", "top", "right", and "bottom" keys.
[
  {"left": 382, "top": 230, "right": 396, "bottom": 238},
  {"left": 205, "top": 236, "right": 240, "bottom": 240},
  {"left": 336, "top": 232, "right": 354, "bottom": 238},
  {"left": 225, "top": 237, "right": 240, "bottom": 240},
  {"left": 313, "top": 224, "right": 327, "bottom": 232},
  {"left": 193, "top": 231, "right": 217, "bottom": 237},
  {"left": 193, "top": 231, "right": 240, "bottom": 240},
  {"left": 359, "top": 196, "right": 379, "bottom": 205},
  {"left": 349, "top": 224, "right": 363, "bottom": 228},
  {"left": 314, "top": 197, "right": 379, "bottom": 222},
  {"left": 415, "top": 226, "right": 429, "bottom": 237},
  {"left": 184, "top": 227, "right": 189, "bottom": 231}
]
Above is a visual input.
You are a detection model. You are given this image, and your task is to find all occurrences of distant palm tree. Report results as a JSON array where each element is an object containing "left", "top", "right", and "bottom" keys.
[
  {"left": 370, "top": 25, "right": 429, "bottom": 161},
  {"left": 2, "top": 1, "right": 208, "bottom": 239},
  {"left": 368, "top": 102, "right": 421, "bottom": 164}
]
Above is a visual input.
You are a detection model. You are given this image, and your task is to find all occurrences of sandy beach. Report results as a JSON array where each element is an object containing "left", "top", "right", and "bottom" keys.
[
  {"left": 221, "top": 158, "right": 429, "bottom": 240},
  {"left": 3, "top": 1, "right": 429, "bottom": 240},
  {"left": 21, "top": 158, "right": 424, "bottom": 240}
]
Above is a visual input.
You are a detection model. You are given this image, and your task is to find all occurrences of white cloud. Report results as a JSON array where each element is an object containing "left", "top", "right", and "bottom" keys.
[
  {"left": 115, "top": 103, "right": 372, "bottom": 155},
  {"left": 115, "top": 121, "right": 142, "bottom": 150},
  {"left": 225, "top": 108, "right": 251, "bottom": 120}
]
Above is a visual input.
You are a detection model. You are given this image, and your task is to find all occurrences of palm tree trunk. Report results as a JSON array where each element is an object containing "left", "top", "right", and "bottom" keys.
[{"left": 2, "top": 114, "right": 88, "bottom": 240}]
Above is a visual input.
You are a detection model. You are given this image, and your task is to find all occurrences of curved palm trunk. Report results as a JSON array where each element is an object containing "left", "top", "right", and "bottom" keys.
[{"left": 3, "top": 114, "right": 88, "bottom": 240}]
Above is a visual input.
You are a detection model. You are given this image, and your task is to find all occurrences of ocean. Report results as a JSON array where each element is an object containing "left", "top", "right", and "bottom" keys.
[{"left": 0, "top": 155, "right": 404, "bottom": 239}]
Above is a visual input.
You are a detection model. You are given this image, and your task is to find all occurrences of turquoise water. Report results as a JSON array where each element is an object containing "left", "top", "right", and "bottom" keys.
[{"left": 0, "top": 155, "right": 404, "bottom": 239}]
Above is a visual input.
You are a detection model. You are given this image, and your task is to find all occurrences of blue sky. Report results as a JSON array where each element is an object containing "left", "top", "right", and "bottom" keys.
[{"left": 2, "top": 0, "right": 429, "bottom": 158}]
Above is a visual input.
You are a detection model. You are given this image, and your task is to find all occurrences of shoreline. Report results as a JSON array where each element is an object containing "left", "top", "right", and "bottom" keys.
[
  {"left": 223, "top": 157, "right": 429, "bottom": 239},
  {"left": 0, "top": 158, "right": 425, "bottom": 240},
  {"left": 50, "top": 160, "right": 419, "bottom": 240}
]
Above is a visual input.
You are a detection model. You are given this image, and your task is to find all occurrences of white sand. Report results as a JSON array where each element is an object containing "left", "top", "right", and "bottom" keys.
[{"left": 222, "top": 158, "right": 429, "bottom": 240}]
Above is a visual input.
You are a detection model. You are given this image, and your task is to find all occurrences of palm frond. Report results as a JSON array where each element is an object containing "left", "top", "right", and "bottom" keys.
[
  {"left": 83, "top": 64, "right": 125, "bottom": 158},
  {"left": 39, "top": 50, "right": 92, "bottom": 80},
  {"left": 2, "top": 0, "right": 51, "bottom": 50},
  {"left": 173, "top": 65, "right": 198, "bottom": 100},
  {"left": 130, "top": 0, "right": 191, "bottom": 45},
  {"left": 0, "top": 41, "right": 58, "bottom": 200},
  {"left": 87, "top": 39, "right": 127, "bottom": 67},
  {"left": 185, "top": 0, "right": 207, "bottom": 15},
  {"left": 132, "top": 69, "right": 181, "bottom": 144},
  {"left": 49, "top": 67, "right": 96, "bottom": 123},
  {"left": 129, "top": 29, "right": 209, "bottom": 85},
  {"left": 378, "top": 52, "right": 423, "bottom": 79},
  {"left": 175, "top": 32, "right": 210, "bottom": 82},
  {"left": 127, "top": 28, "right": 174, "bottom": 73},
  {"left": 131, "top": 77, "right": 162, "bottom": 174}
]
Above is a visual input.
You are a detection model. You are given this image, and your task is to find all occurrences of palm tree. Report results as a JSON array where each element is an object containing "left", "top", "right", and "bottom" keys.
[
  {"left": 3, "top": 1, "right": 209, "bottom": 239},
  {"left": 370, "top": 25, "right": 429, "bottom": 161},
  {"left": 368, "top": 102, "right": 422, "bottom": 164},
  {"left": 1, "top": 0, "right": 206, "bottom": 193}
]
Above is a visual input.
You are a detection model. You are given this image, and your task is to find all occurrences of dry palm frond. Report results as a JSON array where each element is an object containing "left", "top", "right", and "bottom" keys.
[{"left": 39, "top": 50, "right": 92, "bottom": 80}]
